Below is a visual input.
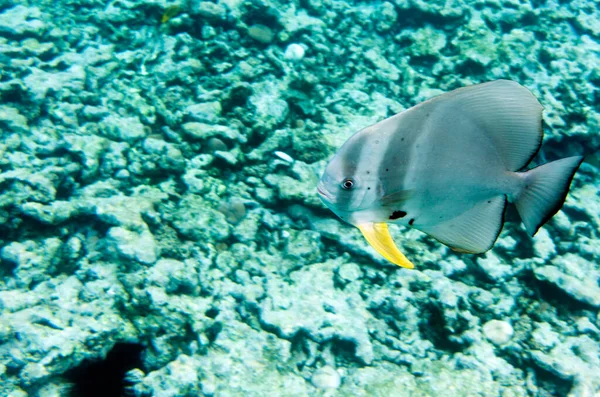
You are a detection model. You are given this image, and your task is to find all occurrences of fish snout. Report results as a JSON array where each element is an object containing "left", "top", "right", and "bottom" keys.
[{"left": 317, "top": 182, "right": 335, "bottom": 203}]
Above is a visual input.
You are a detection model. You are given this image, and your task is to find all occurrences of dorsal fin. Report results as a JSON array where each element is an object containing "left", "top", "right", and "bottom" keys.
[{"left": 416, "top": 79, "right": 543, "bottom": 171}]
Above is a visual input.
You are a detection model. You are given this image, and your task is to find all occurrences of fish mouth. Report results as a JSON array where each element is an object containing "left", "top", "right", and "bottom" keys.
[{"left": 317, "top": 183, "right": 334, "bottom": 202}]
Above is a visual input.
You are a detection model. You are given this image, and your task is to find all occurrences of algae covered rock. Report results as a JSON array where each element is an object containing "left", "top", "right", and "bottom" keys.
[
  {"left": 105, "top": 226, "right": 158, "bottom": 265},
  {"left": 0, "top": 0, "right": 598, "bottom": 396},
  {"left": 259, "top": 261, "right": 375, "bottom": 364},
  {"left": 171, "top": 196, "right": 231, "bottom": 242},
  {"left": 533, "top": 254, "right": 600, "bottom": 308},
  {"left": 0, "top": 5, "right": 45, "bottom": 36}
]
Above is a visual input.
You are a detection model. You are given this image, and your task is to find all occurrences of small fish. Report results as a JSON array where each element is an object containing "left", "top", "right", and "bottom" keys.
[
  {"left": 161, "top": 5, "right": 180, "bottom": 24},
  {"left": 317, "top": 80, "right": 583, "bottom": 268}
]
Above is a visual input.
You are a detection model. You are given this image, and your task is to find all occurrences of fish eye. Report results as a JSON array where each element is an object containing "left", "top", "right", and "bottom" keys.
[{"left": 341, "top": 178, "right": 355, "bottom": 190}]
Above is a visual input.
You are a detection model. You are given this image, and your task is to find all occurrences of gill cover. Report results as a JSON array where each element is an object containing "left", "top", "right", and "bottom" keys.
[{"left": 357, "top": 223, "right": 415, "bottom": 269}]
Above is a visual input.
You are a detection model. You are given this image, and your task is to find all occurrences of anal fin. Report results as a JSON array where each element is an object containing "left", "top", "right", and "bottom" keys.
[{"left": 419, "top": 196, "right": 507, "bottom": 254}]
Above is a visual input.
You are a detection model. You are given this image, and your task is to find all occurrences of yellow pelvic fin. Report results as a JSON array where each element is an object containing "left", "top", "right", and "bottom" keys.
[{"left": 357, "top": 223, "right": 415, "bottom": 269}]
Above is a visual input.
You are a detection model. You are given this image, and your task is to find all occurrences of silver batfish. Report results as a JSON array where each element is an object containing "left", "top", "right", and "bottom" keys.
[{"left": 317, "top": 80, "right": 582, "bottom": 268}]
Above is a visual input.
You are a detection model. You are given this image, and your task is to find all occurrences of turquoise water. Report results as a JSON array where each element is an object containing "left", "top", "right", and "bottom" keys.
[{"left": 0, "top": 1, "right": 599, "bottom": 396}]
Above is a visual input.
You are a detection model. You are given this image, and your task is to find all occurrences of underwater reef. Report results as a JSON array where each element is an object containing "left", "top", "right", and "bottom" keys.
[{"left": 0, "top": 0, "right": 599, "bottom": 396}]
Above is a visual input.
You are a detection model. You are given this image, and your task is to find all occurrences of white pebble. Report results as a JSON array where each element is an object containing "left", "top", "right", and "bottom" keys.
[
  {"left": 483, "top": 320, "right": 514, "bottom": 345},
  {"left": 273, "top": 150, "right": 294, "bottom": 163},
  {"left": 284, "top": 43, "right": 305, "bottom": 61},
  {"left": 115, "top": 169, "right": 130, "bottom": 179},
  {"left": 311, "top": 366, "right": 341, "bottom": 389}
]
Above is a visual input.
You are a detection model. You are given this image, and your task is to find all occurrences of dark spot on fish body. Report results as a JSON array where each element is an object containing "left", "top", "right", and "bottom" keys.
[
  {"left": 401, "top": 137, "right": 405, "bottom": 142},
  {"left": 367, "top": 187, "right": 371, "bottom": 190},
  {"left": 386, "top": 168, "right": 389, "bottom": 172},
  {"left": 487, "top": 200, "right": 491, "bottom": 203},
  {"left": 409, "top": 218, "right": 415, "bottom": 226},
  {"left": 389, "top": 210, "right": 407, "bottom": 220}
]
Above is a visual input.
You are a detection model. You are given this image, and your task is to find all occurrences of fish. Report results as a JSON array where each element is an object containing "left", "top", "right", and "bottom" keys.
[
  {"left": 161, "top": 5, "right": 180, "bottom": 24},
  {"left": 317, "top": 80, "right": 583, "bottom": 269}
]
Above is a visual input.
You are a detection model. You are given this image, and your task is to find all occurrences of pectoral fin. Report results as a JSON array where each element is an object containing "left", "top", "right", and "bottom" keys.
[
  {"left": 380, "top": 189, "right": 415, "bottom": 207},
  {"left": 357, "top": 222, "right": 415, "bottom": 269}
]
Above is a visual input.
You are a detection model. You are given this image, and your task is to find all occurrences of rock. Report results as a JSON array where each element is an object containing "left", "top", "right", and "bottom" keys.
[
  {"left": 530, "top": 322, "right": 560, "bottom": 350},
  {"left": 394, "top": 0, "right": 465, "bottom": 19},
  {"left": 18, "top": 201, "right": 77, "bottom": 224},
  {"left": 0, "top": 6, "right": 45, "bottom": 36},
  {"left": 364, "top": 49, "right": 400, "bottom": 81},
  {"left": 0, "top": 106, "right": 28, "bottom": 132},
  {"left": 63, "top": 133, "right": 108, "bottom": 180},
  {"left": 195, "top": 1, "right": 227, "bottom": 21},
  {"left": 373, "top": 2, "right": 397, "bottom": 32},
  {"left": 185, "top": 102, "right": 222, "bottom": 123},
  {"left": 147, "top": 259, "right": 198, "bottom": 295},
  {"left": 246, "top": 129, "right": 291, "bottom": 161},
  {"left": 336, "top": 263, "right": 363, "bottom": 285},
  {"left": 21, "top": 38, "right": 55, "bottom": 56},
  {"left": 181, "top": 122, "right": 244, "bottom": 142},
  {"left": 284, "top": 230, "right": 322, "bottom": 263},
  {"left": 284, "top": 43, "right": 305, "bottom": 61},
  {"left": 100, "top": 114, "right": 147, "bottom": 142},
  {"left": 482, "top": 320, "right": 514, "bottom": 346},
  {"left": 575, "top": 317, "right": 599, "bottom": 335},
  {"left": 0, "top": 238, "right": 62, "bottom": 288},
  {"left": 530, "top": 335, "right": 600, "bottom": 392},
  {"left": 532, "top": 228, "right": 556, "bottom": 259},
  {"left": 476, "top": 252, "right": 513, "bottom": 282},
  {"left": 311, "top": 366, "right": 341, "bottom": 389},
  {"left": 214, "top": 149, "right": 239, "bottom": 165},
  {"left": 139, "top": 137, "right": 185, "bottom": 174},
  {"left": 206, "top": 137, "right": 227, "bottom": 152},
  {"left": 259, "top": 261, "right": 375, "bottom": 364},
  {"left": 3, "top": 388, "right": 27, "bottom": 397},
  {"left": 171, "top": 196, "right": 231, "bottom": 242},
  {"left": 279, "top": 6, "right": 324, "bottom": 34},
  {"left": 451, "top": 14, "right": 498, "bottom": 67},
  {"left": 263, "top": 161, "right": 320, "bottom": 207},
  {"left": 534, "top": 262, "right": 600, "bottom": 308},
  {"left": 248, "top": 24, "right": 274, "bottom": 44},
  {"left": 218, "top": 197, "right": 247, "bottom": 224},
  {"left": 0, "top": 169, "right": 57, "bottom": 203},
  {"left": 574, "top": 7, "right": 600, "bottom": 36},
  {"left": 232, "top": 210, "right": 261, "bottom": 242},
  {"left": 105, "top": 227, "right": 158, "bottom": 265},
  {"left": 407, "top": 26, "right": 447, "bottom": 57},
  {"left": 248, "top": 83, "right": 289, "bottom": 127},
  {"left": 24, "top": 65, "right": 86, "bottom": 100}
]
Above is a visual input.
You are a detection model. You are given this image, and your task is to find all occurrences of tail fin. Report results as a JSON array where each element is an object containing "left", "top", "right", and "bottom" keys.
[{"left": 514, "top": 156, "right": 583, "bottom": 236}]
